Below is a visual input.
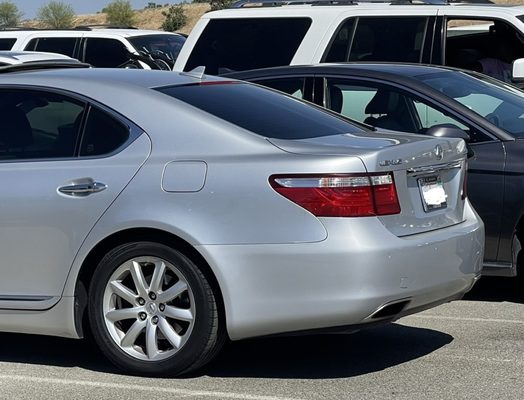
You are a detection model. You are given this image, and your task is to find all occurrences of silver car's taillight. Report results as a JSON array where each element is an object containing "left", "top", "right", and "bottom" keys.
[{"left": 269, "top": 173, "right": 400, "bottom": 217}]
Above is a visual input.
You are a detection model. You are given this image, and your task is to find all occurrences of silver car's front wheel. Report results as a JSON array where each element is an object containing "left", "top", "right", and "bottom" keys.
[{"left": 89, "top": 242, "right": 223, "bottom": 376}]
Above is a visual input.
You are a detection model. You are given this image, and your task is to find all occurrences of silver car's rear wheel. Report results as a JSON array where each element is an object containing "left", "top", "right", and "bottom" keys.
[
  {"left": 88, "top": 242, "right": 224, "bottom": 376},
  {"left": 103, "top": 256, "right": 196, "bottom": 362}
]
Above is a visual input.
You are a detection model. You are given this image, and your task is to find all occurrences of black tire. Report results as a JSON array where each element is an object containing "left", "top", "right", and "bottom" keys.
[{"left": 88, "top": 241, "right": 223, "bottom": 376}]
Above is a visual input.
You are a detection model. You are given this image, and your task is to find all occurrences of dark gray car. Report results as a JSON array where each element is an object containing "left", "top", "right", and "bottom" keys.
[{"left": 226, "top": 63, "right": 524, "bottom": 278}]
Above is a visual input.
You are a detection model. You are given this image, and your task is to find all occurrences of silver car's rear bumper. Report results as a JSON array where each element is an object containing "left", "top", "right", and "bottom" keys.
[{"left": 197, "top": 200, "right": 484, "bottom": 340}]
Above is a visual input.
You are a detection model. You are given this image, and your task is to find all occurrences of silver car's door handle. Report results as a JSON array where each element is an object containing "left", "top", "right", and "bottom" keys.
[{"left": 58, "top": 180, "right": 107, "bottom": 197}]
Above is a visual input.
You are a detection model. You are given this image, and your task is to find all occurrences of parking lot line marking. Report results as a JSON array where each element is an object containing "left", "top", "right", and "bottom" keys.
[
  {"left": 440, "top": 355, "right": 524, "bottom": 365},
  {"left": 0, "top": 374, "right": 303, "bottom": 400},
  {"left": 405, "top": 315, "right": 524, "bottom": 324}
]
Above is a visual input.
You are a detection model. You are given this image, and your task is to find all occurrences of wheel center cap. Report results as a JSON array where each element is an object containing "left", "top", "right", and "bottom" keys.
[{"left": 146, "top": 302, "right": 157, "bottom": 315}]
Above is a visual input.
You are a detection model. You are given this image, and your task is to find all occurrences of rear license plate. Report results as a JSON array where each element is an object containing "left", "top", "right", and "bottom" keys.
[{"left": 418, "top": 175, "right": 447, "bottom": 212}]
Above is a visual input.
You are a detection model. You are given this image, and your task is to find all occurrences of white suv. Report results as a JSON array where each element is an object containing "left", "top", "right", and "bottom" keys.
[
  {"left": 174, "top": 0, "right": 524, "bottom": 84},
  {"left": 0, "top": 28, "right": 186, "bottom": 69}
]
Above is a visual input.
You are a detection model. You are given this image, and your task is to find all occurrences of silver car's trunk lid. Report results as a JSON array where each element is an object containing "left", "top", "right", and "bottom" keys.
[{"left": 269, "top": 132, "right": 468, "bottom": 237}]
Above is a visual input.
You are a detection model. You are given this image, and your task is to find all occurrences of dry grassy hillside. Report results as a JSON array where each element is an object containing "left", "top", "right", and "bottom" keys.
[{"left": 73, "top": 3, "right": 209, "bottom": 35}]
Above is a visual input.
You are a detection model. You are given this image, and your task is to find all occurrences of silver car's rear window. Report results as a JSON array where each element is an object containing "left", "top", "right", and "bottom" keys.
[{"left": 157, "top": 82, "right": 364, "bottom": 140}]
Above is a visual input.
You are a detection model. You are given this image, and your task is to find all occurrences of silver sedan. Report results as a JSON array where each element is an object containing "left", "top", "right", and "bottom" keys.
[{"left": 0, "top": 68, "right": 483, "bottom": 376}]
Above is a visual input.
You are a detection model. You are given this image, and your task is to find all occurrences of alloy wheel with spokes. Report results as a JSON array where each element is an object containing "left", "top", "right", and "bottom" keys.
[
  {"left": 89, "top": 242, "right": 223, "bottom": 376},
  {"left": 103, "top": 256, "right": 195, "bottom": 361}
]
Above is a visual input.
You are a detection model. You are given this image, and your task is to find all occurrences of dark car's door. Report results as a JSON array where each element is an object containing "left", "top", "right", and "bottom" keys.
[
  {"left": 497, "top": 140, "right": 524, "bottom": 273},
  {"left": 467, "top": 141, "right": 506, "bottom": 267}
]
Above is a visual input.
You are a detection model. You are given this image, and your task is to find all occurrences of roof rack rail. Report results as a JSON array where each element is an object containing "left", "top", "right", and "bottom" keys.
[
  {"left": 0, "top": 26, "right": 39, "bottom": 31},
  {"left": 0, "top": 25, "right": 139, "bottom": 32},
  {"left": 448, "top": 0, "right": 493, "bottom": 3},
  {"left": 231, "top": 0, "right": 358, "bottom": 8},
  {"left": 391, "top": 0, "right": 492, "bottom": 4},
  {"left": 74, "top": 24, "right": 139, "bottom": 30},
  {"left": 230, "top": 0, "right": 493, "bottom": 7}
]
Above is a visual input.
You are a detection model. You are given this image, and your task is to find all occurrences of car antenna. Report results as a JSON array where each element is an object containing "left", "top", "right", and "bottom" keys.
[{"left": 181, "top": 66, "right": 206, "bottom": 80}]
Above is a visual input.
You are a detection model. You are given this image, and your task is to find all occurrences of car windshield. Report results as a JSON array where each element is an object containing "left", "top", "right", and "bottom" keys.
[
  {"left": 414, "top": 70, "right": 524, "bottom": 137},
  {"left": 157, "top": 82, "right": 364, "bottom": 140},
  {"left": 128, "top": 34, "right": 186, "bottom": 62}
]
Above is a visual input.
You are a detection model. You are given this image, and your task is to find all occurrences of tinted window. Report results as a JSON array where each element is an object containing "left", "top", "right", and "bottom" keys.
[
  {"left": 416, "top": 71, "right": 524, "bottom": 138},
  {"left": 0, "top": 38, "right": 16, "bottom": 50},
  {"left": 255, "top": 78, "right": 307, "bottom": 99},
  {"left": 129, "top": 34, "right": 186, "bottom": 62},
  {"left": 84, "top": 38, "right": 130, "bottom": 67},
  {"left": 27, "top": 37, "right": 77, "bottom": 57},
  {"left": 445, "top": 19, "right": 524, "bottom": 83},
  {"left": 324, "top": 17, "right": 428, "bottom": 62},
  {"left": 0, "top": 90, "right": 85, "bottom": 160},
  {"left": 324, "top": 19, "right": 355, "bottom": 62},
  {"left": 157, "top": 83, "right": 362, "bottom": 140},
  {"left": 185, "top": 18, "right": 312, "bottom": 75},
  {"left": 325, "top": 78, "right": 489, "bottom": 143},
  {"left": 80, "top": 107, "right": 129, "bottom": 156}
]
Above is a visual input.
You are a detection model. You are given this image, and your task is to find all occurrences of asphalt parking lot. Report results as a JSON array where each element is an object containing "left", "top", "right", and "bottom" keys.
[{"left": 0, "top": 276, "right": 521, "bottom": 400}]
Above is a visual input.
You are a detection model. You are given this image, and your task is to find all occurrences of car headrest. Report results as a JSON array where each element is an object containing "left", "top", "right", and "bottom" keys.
[{"left": 365, "top": 90, "right": 399, "bottom": 115}]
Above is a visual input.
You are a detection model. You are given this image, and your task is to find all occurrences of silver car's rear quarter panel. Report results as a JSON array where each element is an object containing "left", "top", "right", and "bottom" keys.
[{"left": 197, "top": 200, "right": 484, "bottom": 340}]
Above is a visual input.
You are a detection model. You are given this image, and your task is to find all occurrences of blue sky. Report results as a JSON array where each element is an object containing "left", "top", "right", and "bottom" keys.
[{"left": 16, "top": 1, "right": 181, "bottom": 19}]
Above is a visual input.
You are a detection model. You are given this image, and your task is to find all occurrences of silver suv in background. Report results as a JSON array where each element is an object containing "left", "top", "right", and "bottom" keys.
[{"left": 0, "top": 27, "right": 186, "bottom": 69}]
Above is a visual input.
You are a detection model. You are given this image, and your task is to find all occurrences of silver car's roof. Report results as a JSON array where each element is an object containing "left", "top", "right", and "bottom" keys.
[{"left": 0, "top": 68, "right": 223, "bottom": 89}]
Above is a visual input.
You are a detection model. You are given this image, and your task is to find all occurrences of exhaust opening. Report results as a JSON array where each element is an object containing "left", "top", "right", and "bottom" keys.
[{"left": 369, "top": 299, "right": 410, "bottom": 320}]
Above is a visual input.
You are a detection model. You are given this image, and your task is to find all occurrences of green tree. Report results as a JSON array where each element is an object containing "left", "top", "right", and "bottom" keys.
[
  {"left": 161, "top": 4, "right": 187, "bottom": 32},
  {"left": 103, "top": 0, "right": 135, "bottom": 27},
  {"left": 37, "top": 1, "right": 75, "bottom": 29},
  {"left": 209, "top": 0, "right": 233, "bottom": 11},
  {"left": 0, "top": 1, "right": 22, "bottom": 27}
]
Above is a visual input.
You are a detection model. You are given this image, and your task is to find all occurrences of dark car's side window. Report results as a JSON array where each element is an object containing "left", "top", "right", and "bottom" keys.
[
  {"left": 79, "top": 107, "right": 130, "bottom": 156},
  {"left": 0, "top": 38, "right": 16, "bottom": 50},
  {"left": 324, "top": 78, "right": 491, "bottom": 143},
  {"left": 184, "top": 18, "right": 312, "bottom": 75},
  {"left": 324, "top": 17, "right": 429, "bottom": 63},
  {"left": 83, "top": 38, "right": 130, "bottom": 67},
  {"left": 0, "top": 90, "right": 86, "bottom": 160},
  {"left": 25, "top": 37, "right": 78, "bottom": 57}
]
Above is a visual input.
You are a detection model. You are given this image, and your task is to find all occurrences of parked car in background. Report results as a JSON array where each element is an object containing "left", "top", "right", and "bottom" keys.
[
  {"left": 227, "top": 63, "right": 524, "bottom": 278},
  {"left": 0, "top": 27, "right": 185, "bottom": 69},
  {"left": 174, "top": 0, "right": 524, "bottom": 85},
  {"left": 0, "top": 50, "right": 83, "bottom": 66},
  {"left": 0, "top": 67, "right": 482, "bottom": 376}
]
